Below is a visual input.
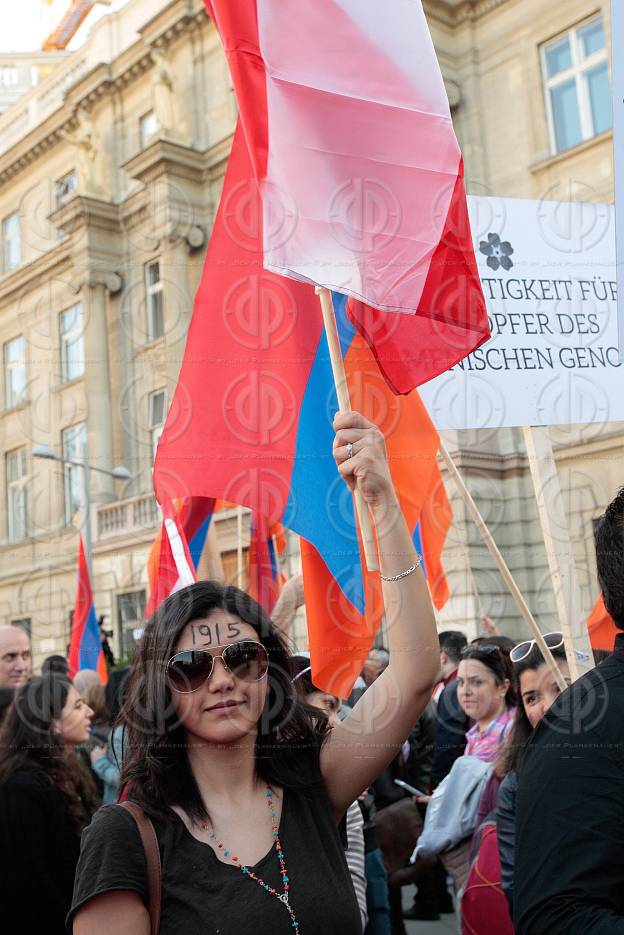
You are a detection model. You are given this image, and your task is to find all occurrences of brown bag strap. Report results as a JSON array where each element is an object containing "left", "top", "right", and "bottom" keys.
[{"left": 119, "top": 801, "right": 161, "bottom": 935}]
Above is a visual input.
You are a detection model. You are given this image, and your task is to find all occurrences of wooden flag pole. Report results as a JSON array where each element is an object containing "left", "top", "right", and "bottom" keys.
[
  {"left": 316, "top": 287, "right": 379, "bottom": 572},
  {"left": 236, "top": 505, "right": 244, "bottom": 586},
  {"left": 439, "top": 438, "right": 567, "bottom": 691},
  {"left": 523, "top": 426, "right": 594, "bottom": 681}
]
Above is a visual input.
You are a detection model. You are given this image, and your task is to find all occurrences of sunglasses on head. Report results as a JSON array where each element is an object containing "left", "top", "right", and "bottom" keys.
[
  {"left": 166, "top": 640, "right": 269, "bottom": 693},
  {"left": 510, "top": 632, "right": 564, "bottom": 664},
  {"left": 461, "top": 644, "right": 501, "bottom": 657}
]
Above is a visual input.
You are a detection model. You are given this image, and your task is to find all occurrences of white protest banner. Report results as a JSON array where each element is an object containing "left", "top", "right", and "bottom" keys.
[
  {"left": 419, "top": 195, "right": 622, "bottom": 431},
  {"left": 613, "top": 0, "right": 624, "bottom": 359}
]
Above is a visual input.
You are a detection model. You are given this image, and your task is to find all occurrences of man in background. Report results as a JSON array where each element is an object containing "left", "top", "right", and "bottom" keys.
[
  {"left": 430, "top": 630, "right": 469, "bottom": 789},
  {"left": 515, "top": 488, "right": 624, "bottom": 933},
  {"left": 0, "top": 626, "right": 32, "bottom": 689}
]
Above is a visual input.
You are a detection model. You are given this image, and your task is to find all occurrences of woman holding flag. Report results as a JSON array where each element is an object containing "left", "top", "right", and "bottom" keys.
[{"left": 70, "top": 411, "right": 440, "bottom": 934}]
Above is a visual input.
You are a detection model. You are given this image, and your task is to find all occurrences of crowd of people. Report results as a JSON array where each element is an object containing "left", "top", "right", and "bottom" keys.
[{"left": 0, "top": 413, "right": 623, "bottom": 934}]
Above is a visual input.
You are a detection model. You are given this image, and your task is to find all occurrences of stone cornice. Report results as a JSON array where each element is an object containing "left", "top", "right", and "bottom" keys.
[
  {"left": 550, "top": 430, "right": 624, "bottom": 467},
  {"left": 120, "top": 138, "right": 209, "bottom": 248},
  {"left": 440, "top": 446, "right": 528, "bottom": 477},
  {"left": 48, "top": 193, "right": 120, "bottom": 237},
  {"left": 121, "top": 137, "right": 208, "bottom": 186},
  {"left": 441, "top": 428, "right": 624, "bottom": 477},
  {"left": 204, "top": 133, "right": 234, "bottom": 180},
  {"left": 0, "top": 120, "right": 65, "bottom": 184},
  {"left": 0, "top": 243, "right": 74, "bottom": 310},
  {"left": 139, "top": 0, "right": 208, "bottom": 48},
  {"left": 0, "top": 0, "right": 208, "bottom": 186},
  {"left": 119, "top": 133, "right": 231, "bottom": 239},
  {"left": 0, "top": 196, "right": 126, "bottom": 308},
  {"left": 424, "top": 0, "right": 513, "bottom": 26}
]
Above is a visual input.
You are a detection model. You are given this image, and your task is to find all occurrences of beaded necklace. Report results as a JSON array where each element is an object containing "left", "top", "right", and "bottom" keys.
[{"left": 200, "top": 786, "right": 300, "bottom": 932}]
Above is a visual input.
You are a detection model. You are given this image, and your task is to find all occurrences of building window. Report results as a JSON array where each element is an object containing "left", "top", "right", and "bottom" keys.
[
  {"left": 2, "top": 212, "right": 21, "bottom": 273},
  {"left": 59, "top": 304, "right": 85, "bottom": 382},
  {"left": 0, "top": 67, "right": 18, "bottom": 87},
  {"left": 55, "top": 170, "right": 77, "bottom": 208},
  {"left": 139, "top": 110, "right": 160, "bottom": 149},
  {"left": 62, "top": 422, "right": 86, "bottom": 526},
  {"left": 11, "top": 617, "right": 31, "bottom": 638},
  {"left": 117, "top": 590, "right": 146, "bottom": 660},
  {"left": 145, "top": 261, "right": 164, "bottom": 341},
  {"left": 542, "top": 17, "right": 612, "bottom": 154},
  {"left": 3, "top": 335, "right": 26, "bottom": 409},
  {"left": 148, "top": 389, "right": 168, "bottom": 463},
  {"left": 6, "top": 447, "right": 27, "bottom": 542}
]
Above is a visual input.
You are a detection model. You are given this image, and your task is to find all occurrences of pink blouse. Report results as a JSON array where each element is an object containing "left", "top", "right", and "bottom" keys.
[{"left": 464, "top": 706, "right": 514, "bottom": 762}]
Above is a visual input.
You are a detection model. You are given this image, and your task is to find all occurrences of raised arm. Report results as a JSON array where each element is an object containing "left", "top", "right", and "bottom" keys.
[
  {"left": 270, "top": 574, "right": 304, "bottom": 643},
  {"left": 320, "top": 411, "right": 439, "bottom": 817}
]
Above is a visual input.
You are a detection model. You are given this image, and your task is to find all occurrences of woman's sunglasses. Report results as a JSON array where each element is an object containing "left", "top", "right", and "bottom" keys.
[
  {"left": 510, "top": 631, "right": 564, "bottom": 664},
  {"left": 166, "top": 640, "right": 269, "bottom": 693},
  {"left": 461, "top": 644, "right": 501, "bottom": 657}
]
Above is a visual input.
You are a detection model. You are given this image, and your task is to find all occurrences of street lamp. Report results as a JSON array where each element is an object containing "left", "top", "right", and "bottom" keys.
[{"left": 32, "top": 443, "right": 131, "bottom": 576}]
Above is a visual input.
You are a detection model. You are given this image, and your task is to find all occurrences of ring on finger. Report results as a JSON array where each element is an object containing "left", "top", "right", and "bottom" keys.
[{"left": 346, "top": 442, "right": 354, "bottom": 459}]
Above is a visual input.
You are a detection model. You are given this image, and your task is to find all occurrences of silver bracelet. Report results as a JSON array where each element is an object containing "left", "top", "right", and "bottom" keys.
[{"left": 380, "top": 557, "right": 422, "bottom": 581}]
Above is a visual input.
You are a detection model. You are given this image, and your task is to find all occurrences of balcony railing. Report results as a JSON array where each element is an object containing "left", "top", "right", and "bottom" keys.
[
  {"left": 96, "top": 493, "right": 160, "bottom": 541},
  {"left": 95, "top": 497, "right": 255, "bottom": 550}
]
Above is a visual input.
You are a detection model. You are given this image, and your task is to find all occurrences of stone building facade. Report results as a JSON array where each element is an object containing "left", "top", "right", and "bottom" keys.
[{"left": 0, "top": 0, "right": 619, "bottom": 665}]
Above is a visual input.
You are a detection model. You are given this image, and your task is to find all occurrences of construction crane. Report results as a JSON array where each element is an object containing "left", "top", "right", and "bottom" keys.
[{"left": 42, "top": 0, "right": 111, "bottom": 52}]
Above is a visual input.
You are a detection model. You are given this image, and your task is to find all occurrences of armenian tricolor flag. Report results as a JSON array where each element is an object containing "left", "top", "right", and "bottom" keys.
[
  {"left": 298, "top": 293, "right": 451, "bottom": 694},
  {"left": 68, "top": 536, "right": 108, "bottom": 683},
  {"left": 145, "top": 497, "right": 217, "bottom": 617},
  {"left": 247, "top": 517, "right": 287, "bottom": 614},
  {"left": 154, "top": 120, "right": 457, "bottom": 695}
]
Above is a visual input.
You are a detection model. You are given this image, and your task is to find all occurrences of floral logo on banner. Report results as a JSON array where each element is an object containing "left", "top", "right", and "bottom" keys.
[{"left": 479, "top": 232, "right": 514, "bottom": 271}]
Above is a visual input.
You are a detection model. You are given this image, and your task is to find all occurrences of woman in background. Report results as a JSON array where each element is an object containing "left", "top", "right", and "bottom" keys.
[
  {"left": 0, "top": 675, "right": 100, "bottom": 933},
  {"left": 495, "top": 637, "right": 569, "bottom": 911},
  {"left": 457, "top": 645, "right": 516, "bottom": 763},
  {"left": 89, "top": 668, "right": 130, "bottom": 803}
]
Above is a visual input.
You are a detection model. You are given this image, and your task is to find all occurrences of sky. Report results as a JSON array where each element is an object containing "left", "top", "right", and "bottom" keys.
[{"left": 1, "top": 0, "right": 129, "bottom": 53}]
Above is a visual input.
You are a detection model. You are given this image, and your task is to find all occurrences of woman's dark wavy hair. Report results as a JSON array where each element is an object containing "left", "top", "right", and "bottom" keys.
[
  {"left": 495, "top": 644, "right": 568, "bottom": 779},
  {"left": 460, "top": 644, "right": 517, "bottom": 708},
  {"left": 119, "top": 580, "right": 328, "bottom": 822},
  {"left": 0, "top": 674, "right": 100, "bottom": 830}
]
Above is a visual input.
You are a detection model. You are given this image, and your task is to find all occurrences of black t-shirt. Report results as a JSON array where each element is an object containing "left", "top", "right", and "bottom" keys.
[{"left": 69, "top": 781, "right": 361, "bottom": 934}]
